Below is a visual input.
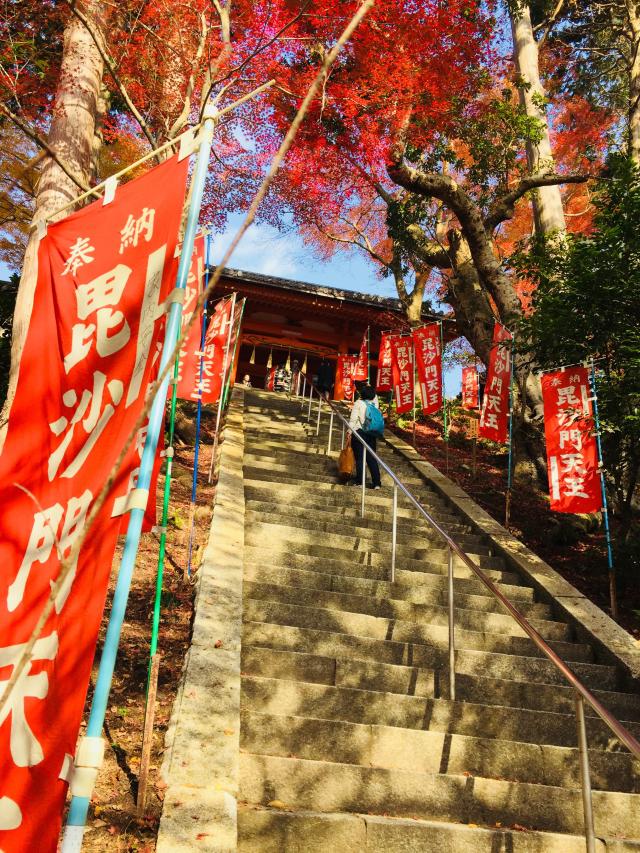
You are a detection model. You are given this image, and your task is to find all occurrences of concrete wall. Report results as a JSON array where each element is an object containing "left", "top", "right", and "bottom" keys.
[{"left": 157, "top": 390, "right": 245, "bottom": 853}]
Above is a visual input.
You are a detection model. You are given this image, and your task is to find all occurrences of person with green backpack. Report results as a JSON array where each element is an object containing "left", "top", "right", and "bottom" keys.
[{"left": 347, "top": 384, "right": 384, "bottom": 489}]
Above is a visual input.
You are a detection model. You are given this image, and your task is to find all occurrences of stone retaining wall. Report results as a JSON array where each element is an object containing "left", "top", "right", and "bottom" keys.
[{"left": 157, "top": 389, "right": 245, "bottom": 853}]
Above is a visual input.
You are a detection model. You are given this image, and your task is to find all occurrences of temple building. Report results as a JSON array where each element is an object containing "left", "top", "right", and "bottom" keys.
[{"left": 213, "top": 267, "right": 456, "bottom": 399}]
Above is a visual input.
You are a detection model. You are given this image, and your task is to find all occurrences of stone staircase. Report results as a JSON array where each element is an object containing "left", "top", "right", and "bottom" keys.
[{"left": 236, "top": 389, "right": 640, "bottom": 852}]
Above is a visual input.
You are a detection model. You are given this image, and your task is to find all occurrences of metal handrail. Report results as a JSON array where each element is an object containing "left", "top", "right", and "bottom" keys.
[{"left": 295, "top": 374, "right": 640, "bottom": 853}]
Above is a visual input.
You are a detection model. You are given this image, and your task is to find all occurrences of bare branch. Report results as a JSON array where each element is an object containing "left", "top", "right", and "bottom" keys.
[
  {"left": 485, "top": 173, "right": 591, "bottom": 231},
  {"left": 0, "top": 103, "right": 94, "bottom": 195}
]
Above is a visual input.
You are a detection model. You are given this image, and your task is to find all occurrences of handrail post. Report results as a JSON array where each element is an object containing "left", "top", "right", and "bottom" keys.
[
  {"left": 328, "top": 410, "right": 334, "bottom": 454},
  {"left": 575, "top": 692, "right": 597, "bottom": 853},
  {"left": 342, "top": 422, "right": 345, "bottom": 447},
  {"left": 316, "top": 393, "right": 322, "bottom": 435},
  {"left": 391, "top": 483, "right": 398, "bottom": 583},
  {"left": 307, "top": 386, "right": 313, "bottom": 421},
  {"left": 302, "top": 375, "right": 307, "bottom": 401},
  {"left": 361, "top": 442, "right": 367, "bottom": 517},
  {"left": 448, "top": 545, "right": 456, "bottom": 701}
]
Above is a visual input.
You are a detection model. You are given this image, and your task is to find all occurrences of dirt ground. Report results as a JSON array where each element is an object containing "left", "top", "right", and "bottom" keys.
[
  {"left": 73, "top": 409, "right": 217, "bottom": 852},
  {"left": 391, "top": 407, "right": 640, "bottom": 639}
]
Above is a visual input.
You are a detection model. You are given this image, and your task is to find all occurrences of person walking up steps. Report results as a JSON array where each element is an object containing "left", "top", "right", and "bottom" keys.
[{"left": 347, "top": 384, "right": 384, "bottom": 489}]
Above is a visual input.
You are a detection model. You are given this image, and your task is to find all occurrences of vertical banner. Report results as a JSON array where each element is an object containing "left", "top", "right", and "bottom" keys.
[
  {"left": 353, "top": 330, "right": 369, "bottom": 381},
  {"left": 337, "top": 354, "right": 358, "bottom": 402},
  {"left": 412, "top": 323, "right": 442, "bottom": 415},
  {"left": 197, "top": 297, "right": 233, "bottom": 404},
  {"left": 541, "top": 367, "right": 601, "bottom": 514},
  {"left": 0, "top": 154, "right": 188, "bottom": 853},
  {"left": 462, "top": 366, "right": 479, "bottom": 409},
  {"left": 176, "top": 233, "right": 205, "bottom": 400},
  {"left": 390, "top": 335, "right": 415, "bottom": 415},
  {"left": 479, "top": 323, "right": 512, "bottom": 443},
  {"left": 376, "top": 333, "right": 393, "bottom": 392}
]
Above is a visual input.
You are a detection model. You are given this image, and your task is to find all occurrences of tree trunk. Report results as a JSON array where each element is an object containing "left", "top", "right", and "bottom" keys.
[
  {"left": 0, "top": 1, "right": 106, "bottom": 448},
  {"left": 626, "top": 1, "right": 640, "bottom": 162},
  {"left": 511, "top": 4, "right": 566, "bottom": 234}
]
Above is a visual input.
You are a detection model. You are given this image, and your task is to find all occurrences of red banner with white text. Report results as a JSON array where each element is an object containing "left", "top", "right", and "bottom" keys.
[
  {"left": 176, "top": 233, "right": 205, "bottom": 400},
  {"left": 0, "top": 154, "right": 188, "bottom": 853},
  {"left": 376, "top": 334, "right": 393, "bottom": 392},
  {"left": 390, "top": 336, "right": 415, "bottom": 415},
  {"left": 479, "top": 323, "right": 512, "bottom": 443},
  {"left": 541, "top": 367, "right": 601, "bottom": 514},
  {"left": 413, "top": 324, "right": 442, "bottom": 415},
  {"left": 337, "top": 354, "right": 358, "bottom": 402},
  {"left": 353, "top": 330, "right": 369, "bottom": 381},
  {"left": 462, "top": 367, "right": 479, "bottom": 410}
]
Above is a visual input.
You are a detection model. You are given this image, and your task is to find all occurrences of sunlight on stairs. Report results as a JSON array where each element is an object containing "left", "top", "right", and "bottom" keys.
[{"left": 236, "top": 389, "right": 640, "bottom": 852}]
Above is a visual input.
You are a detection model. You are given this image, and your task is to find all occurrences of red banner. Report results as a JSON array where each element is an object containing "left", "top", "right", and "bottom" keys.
[
  {"left": 479, "top": 323, "right": 512, "bottom": 443},
  {"left": 413, "top": 324, "right": 442, "bottom": 415},
  {"left": 337, "top": 354, "right": 358, "bottom": 402},
  {"left": 462, "top": 367, "right": 479, "bottom": 409},
  {"left": 198, "top": 297, "right": 233, "bottom": 404},
  {"left": 542, "top": 367, "right": 601, "bottom": 514},
  {"left": 176, "top": 233, "right": 205, "bottom": 400},
  {"left": 0, "top": 154, "right": 188, "bottom": 852},
  {"left": 353, "top": 331, "right": 369, "bottom": 381},
  {"left": 376, "top": 333, "right": 393, "bottom": 392},
  {"left": 390, "top": 335, "right": 415, "bottom": 415}
]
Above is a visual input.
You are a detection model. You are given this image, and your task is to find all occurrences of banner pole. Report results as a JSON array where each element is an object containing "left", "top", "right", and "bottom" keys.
[
  {"left": 412, "top": 338, "right": 417, "bottom": 448},
  {"left": 62, "top": 106, "right": 217, "bottom": 848},
  {"left": 440, "top": 321, "right": 449, "bottom": 474},
  {"left": 208, "top": 291, "right": 237, "bottom": 483},
  {"left": 505, "top": 341, "right": 515, "bottom": 528},
  {"left": 590, "top": 360, "right": 618, "bottom": 619},
  {"left": 185, "top": 233, "right": 212, "bottom": 579},
  {"left": 221, "top": 297, "right": 246, "bottom": 410},
  {"left": 367, "top": 325, "right": 371, "bottom": 386}
]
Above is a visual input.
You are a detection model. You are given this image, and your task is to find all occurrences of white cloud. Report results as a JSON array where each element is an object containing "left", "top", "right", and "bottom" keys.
[{"left": 210, "top": 220, "right": 301, "bottom": 279}]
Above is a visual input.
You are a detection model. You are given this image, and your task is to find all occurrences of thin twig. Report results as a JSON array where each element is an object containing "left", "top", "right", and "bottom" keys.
[{"left": 0, "top": 0, "right": 375, "bottom": 720}]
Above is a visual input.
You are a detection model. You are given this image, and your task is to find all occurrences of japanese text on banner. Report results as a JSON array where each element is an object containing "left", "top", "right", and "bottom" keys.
[
  {"left": 541, "top": 367, "right": 602, "bottom": 514},
  {"left": 390, "top": 336, "right": 415, "bottom": 415},
  {"left": 479, "top": 323, "right": 512, "bottom": 443},
  {"left": 0, "top": 154, "right": 188, "bottom": 853},
  {"left": 353, "top": 331, "right": 369, "bottom": 382},
  {"left": 176, "top": 234, "right": 205, "bottom": 401},
  {"left": 376, "top": 334, "right": 393, "bottom": 392},
  {"left": 461, "top": 366, "right": 479, "bottom": 410},
  {"left": 337, "top": 354, "right": 358, "bottom": 402},
  {"left": 412, "top": 324, "right": 442, "bottom": 416}
]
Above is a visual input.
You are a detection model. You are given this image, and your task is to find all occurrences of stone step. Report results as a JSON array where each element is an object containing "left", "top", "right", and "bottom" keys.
[
  {"left": 244, "top": 580, "right": 570, "bottom": 641},
  {"left": 244, "top": 543, "right": 512, "bottom": 584},
  {"left": 238, "top": 807, "right": 632, "bottom": 853},
  {"left": 245, "top": 532, "right": 506, "bottom": 573},
  {"left": 244, "top": 497, "right": 468, "bottom": 530},
  {"left": 240, "top": 709, "right": 640, "bottom": 793},
  {"left": 241, "top": 645, "right": 640, "bottom": 722},
  {"left": 243, "top": 562, "right": 550, "bottom": 617},
  {"left": 243, "top": 599, "right": 593, "bottom": 662},
  {"left": 243, "top": 485, "right": 463, "bottom": 527},
  {"left": 244, "top": 560, "right": 536, "bottom": 604},
  {"left": 242, "top": 621, "right": 618, "bottom": 690},
  {"left": 243, "top": 463, "right": 416, "bottom": 488},
  {"left": 244, "top": 509, "right": 478, "bottom": 546},
  {"left": 241, "top": 675, "right": 639, "bottom": 751},
  {"left": 238, "top": 752, "right": 640, "bottom": 837}
]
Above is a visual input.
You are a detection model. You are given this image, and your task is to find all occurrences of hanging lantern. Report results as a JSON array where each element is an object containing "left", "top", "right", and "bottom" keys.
[
  {"left": 249, "top": 346, "right": 256, "bottom": 365},
  {"left": 301, "top": 353, "right": 308, "bottom": 373},
  {"left": 267, "top": 348, "right": 272, "bottom": 369},
  {"left": 285, "top": 350, "right": 291, "bottom": 371}
]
